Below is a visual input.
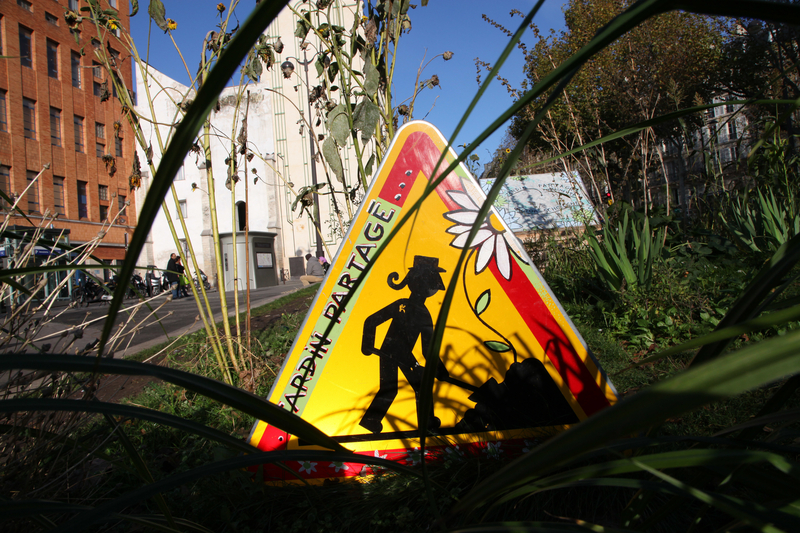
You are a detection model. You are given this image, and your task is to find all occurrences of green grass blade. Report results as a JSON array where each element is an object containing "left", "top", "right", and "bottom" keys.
[
  {"left": 0, "top": 354, "right": 346, "bottom": 452},
  {"left": 447, "top": 522, "right": 640, "bottom": 533},
  {"left": 448, "top": 328, "right": 800, "bottom": 517},
  {"left": 53, "top": 450, "right": 420, "bottom": 533},
  {"left": 103, "top": 413, "right": 176, "bottom": 529},
  {"left": 0, "top": 399, "right": 255, "bottom": 454}
]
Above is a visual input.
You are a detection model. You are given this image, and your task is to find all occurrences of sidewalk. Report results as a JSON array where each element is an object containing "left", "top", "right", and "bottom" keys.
[{"left": 32, "top": 280, "right": 308, "bottom": 359}]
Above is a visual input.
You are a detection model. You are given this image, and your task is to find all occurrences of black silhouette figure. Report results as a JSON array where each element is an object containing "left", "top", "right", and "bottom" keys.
[{"left": 359, "top": 256, "right": 447, "bottom": 434}]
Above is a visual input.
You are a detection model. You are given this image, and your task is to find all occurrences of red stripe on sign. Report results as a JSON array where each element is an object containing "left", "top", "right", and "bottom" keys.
[
  {"left": 379, "top": 131, "right": 463, "bottom": 209},
  {"left": 488, "top": 259, "right": 611, "bottom": 417}
]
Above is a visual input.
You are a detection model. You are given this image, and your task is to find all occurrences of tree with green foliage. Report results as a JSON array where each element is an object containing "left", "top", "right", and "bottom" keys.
[{"left": 504, "top": 0, "right": 723, "bottom": 212}]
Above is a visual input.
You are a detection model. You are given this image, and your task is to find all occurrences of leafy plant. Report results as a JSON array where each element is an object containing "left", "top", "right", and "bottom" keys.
[
  {"left": 585, "top": 205, "right": 667, "bottom": 292},
  {"left": 721, "top": 184, "right": 800, "bottom": 254}
]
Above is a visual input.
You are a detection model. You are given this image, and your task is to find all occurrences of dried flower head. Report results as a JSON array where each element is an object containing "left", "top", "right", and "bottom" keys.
[
  {"left": 217, "top": 3, "right": 225, "bottom": 12},
  {"left": 167, "top": 18, "right": 177, "bottom": 31},
  {"left": 443, "top": 51, "right": 453, "bottom": 60}
]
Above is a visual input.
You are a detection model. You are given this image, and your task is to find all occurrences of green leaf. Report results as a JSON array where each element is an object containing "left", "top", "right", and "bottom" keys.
[
  {"left": 315, "top": 54, "right": 325, "bottom": 78},
  {"left": 363, "top": 59, "right": 379, "bottom": 98},
  {"left": 352, "top": 98, "right": 380, "bottom": 144},
  {"left": 475, "top": 289, "right": 491, "bottom": 315},
  {"left": 246, "top": 54, "right": 262, "bottom": 82},
  {"left": 147, "top": 0, "right": 168, "bottom": 31},
  {"left": 364, "top": 153, "right": 375, "bottom": 179},
  {"left": 294, "top": 12, "right": 312, "bottom": 39},
  {"left": 322, "top": 136, "right": 344, "bottom": 183},
  {"left": 327, "top": 61, "right": 339, "bottom": 83},
  {"left": 484, "top": 340, "right": 511, "bottom": 353},
  {"left": 129, "top": 0, "right": 139, "bottom": 17},
  {"left": 327, "top": 104, "right": 350, "bottom": 146}
]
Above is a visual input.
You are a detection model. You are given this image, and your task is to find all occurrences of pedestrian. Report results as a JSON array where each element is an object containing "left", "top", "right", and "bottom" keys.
[
  {"left": 165, "top": 252, "right": 180, "bottom": 299},
  {"left": 176, "top": 256, "right": 189, "bottom": 297},
  {"left": 300, "top": 253, "right": 325, "bottom": 286}
]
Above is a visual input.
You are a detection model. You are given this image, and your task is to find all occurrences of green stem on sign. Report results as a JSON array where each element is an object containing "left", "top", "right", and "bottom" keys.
[{"left": 461, "top": 247, "right": 518, "bottom": 364}]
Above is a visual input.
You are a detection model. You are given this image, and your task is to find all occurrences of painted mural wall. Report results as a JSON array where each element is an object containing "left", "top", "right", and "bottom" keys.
[{"left": 481, "top": 172, "right": 598, "bottom": 231}]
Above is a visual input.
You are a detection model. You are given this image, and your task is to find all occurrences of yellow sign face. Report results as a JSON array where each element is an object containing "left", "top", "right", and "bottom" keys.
[{"left": 248, "top": 121, "right": 616, "bottom": 480}]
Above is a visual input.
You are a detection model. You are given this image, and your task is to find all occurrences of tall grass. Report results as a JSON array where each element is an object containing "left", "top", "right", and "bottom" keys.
[{"left": 3, "top": 0, "right": 800, "bottom": 531}]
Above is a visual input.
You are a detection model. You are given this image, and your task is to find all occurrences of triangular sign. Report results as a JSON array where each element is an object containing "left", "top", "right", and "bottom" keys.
[{"left": 248, "top": 121, "right": 617, "bottom": 480}]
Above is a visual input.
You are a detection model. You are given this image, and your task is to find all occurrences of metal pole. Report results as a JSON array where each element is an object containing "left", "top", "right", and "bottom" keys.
[{"left": 301, "top": 49, "right": 324, "bottom": 259}]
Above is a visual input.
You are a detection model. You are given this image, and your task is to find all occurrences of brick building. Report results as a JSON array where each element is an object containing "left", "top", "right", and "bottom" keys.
[{"left": 0, "top": 0, "right": 135, "bottom": 279}]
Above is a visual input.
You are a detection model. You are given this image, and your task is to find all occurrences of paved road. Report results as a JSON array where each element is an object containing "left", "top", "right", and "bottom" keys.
[{"left": 34, "top": 281, "right": 309, "bottom": 359}]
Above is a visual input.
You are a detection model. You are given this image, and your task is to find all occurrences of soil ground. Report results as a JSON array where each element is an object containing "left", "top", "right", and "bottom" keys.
[{"left": 90, "top": 292, "right": 314, "bottom": 403}]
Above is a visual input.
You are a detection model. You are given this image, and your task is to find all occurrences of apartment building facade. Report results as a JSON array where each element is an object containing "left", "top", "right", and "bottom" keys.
[{"left": 0, "top": 0, "right": 135, "bottom": 282}]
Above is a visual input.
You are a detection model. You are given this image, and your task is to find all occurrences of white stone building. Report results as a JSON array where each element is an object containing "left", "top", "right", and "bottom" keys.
[
  {"left": 133, "top": 1, "right": 365, "bottom": 288},
  {"left": 133, "top": 65, "right": 283, "bottom": 289}
]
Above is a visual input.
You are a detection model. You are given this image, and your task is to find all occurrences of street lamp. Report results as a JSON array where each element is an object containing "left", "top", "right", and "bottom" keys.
[{"left": 282, "top": 51, "right": 324, "bottom": 260}]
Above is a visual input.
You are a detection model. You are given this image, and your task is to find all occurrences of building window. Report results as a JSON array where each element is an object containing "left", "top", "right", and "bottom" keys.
[
  {"left": 26, "top": 170, "right": 39, "bottom": 214},
  {"left": 73, "top": 115, "right": 84, "bottom": 152},
  {"left": 175, "top": 165, "right": 185, "bottom": 181},
  {"left": 118, "top": 195, "right": 126, "bottom": 216},
  {"left": 53, "top": 176, "right": 64, "bottom": 215},
  {"left": 178, "top": 199, "right": 187, "bottom": 218},
  {"left": 19, "top": 25, "right": 33, "bottom": 68},
  {"left": 68, "top": 0, "right": 79, "bottom": 11},
  {"left": 22, "top": 98, "right": 36, "bottom": 140},
  {"left": 50, "top": 107, "right": 61, "bottom": 146},
  {"left": 0, "top": 165, "right": 10, "bottom": 210},
  {"left": 77, "top": 180, "right": 87, "bottom": 218},
  {"left": 71, "top": 51, "right": 81, "bottom": 88},
  {"left": 98, "top": 184, "right": 108, "bottom": 201},
  {"left": 109, "top": 0, "right": 117, "bottom": 8},
  {"left": 92, "top": 60, "right": 102, "bottom": 79},
  {"left": 46, "top": 39, "right": 58, "bottom": 78},
  {"left": 93, "top": 81, "right": 104, "bottom": 97},
  {"left": 0, "top": 91, "right": 7, "bottom": 132},
  {"left": 115, "top": 136, "right": 122, "bottom": 157},
  {"left": 0, "top": 16, "right": 4, "bottom": 55},
  {"left": 45, "top": 12, "right": 59, "bottom": 26},
  {"left": 99, "top": 204, "right": 108, "bottom": 220},
  {"left": 17, "top": 0, "right": 33, "bottom": 13},
  {"left": 95, "top": 122, "right": 105, "bottom": 139},
  {"left": 96, "top": 141, "right": 104, "bottom": 157}
]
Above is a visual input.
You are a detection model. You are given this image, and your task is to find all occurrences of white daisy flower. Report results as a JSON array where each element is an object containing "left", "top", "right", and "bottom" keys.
[
  {"left": 297, "top": 460, "right": 317, "bottom": 474},
  {"left": 406, "top": 447, "right": 426, "bottom": 466},
  {"left": 484, "top": 441, "right": 503, "bottom": 458},
  {"left": 444, "top": 190, "right": 513, "bottom": 280},
  {"left": 329, "top": 461, "right": 348, "bottom": 473}
]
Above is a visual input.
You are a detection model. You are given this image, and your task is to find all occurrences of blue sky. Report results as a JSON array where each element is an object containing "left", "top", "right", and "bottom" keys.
[{"left": 129, "top": 1, "right": 567, "bottom": 171}]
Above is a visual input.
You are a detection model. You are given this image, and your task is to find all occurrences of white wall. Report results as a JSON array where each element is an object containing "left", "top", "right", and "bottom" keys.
[{"left": 133, "top": 64, "right": 277, "bottom": 285}]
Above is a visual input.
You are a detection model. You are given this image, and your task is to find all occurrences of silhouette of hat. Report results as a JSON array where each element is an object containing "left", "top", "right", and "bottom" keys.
[{"left": 410, "top": 255, "right": 446, "bottom": 273}]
